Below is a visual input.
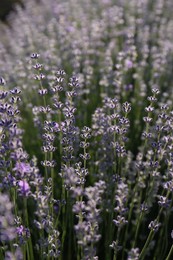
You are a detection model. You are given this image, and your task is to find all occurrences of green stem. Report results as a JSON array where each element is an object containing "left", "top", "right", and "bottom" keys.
[
  {"left": 133, "top": 212, "right": 143, "bottom": 248},
  {"left": 50, "top": 152, "right": 54, "bottom": 218},
  {"left": 165, "top": 244, "right": 173, "bottom": 260},
  {"left": 61, "top": 190, "right": 69, "bottom": 260},
  {"left": 139, "top": 230, "right": 154, "bottom": 260},
  {"left": 0, "top": 247, "right": 4, "bottom": 259},
  {"left": 113, "top": 228, "right": 121, "bottom": 260},
  {"left": 24, "top": 198, "right": 34, "bottom": 260},
  {"left": 58, "top": 111, "right": 62, "bottom": 157}
]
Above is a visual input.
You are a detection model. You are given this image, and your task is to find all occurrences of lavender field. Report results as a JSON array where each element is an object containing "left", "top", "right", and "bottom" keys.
[{"left": 0, "top": 0, "right": 173, "bottom": 259}]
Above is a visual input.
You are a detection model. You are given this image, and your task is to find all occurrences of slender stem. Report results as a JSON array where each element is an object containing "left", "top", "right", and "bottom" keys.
[
  {"left": 24, "top": 198, "right": 34, "bottom": 260},
  {"left": 139, "top": 230, "right": 154, "bottom": 260},
  {"left": 113, "top": 228, "right": 121, "bottom": 260},
  {"left": 133, "top": 212, "right": 143, "bottom": 248},
  {"left": 50, "top": 152, "right": 54, "bottom": 219},
  {"left": 0, "top": 247, "right": 4, "bottom": 259},
  {"left": 165, "top": 245, "right": 173, "bottom": 260},
  {"left": 58, "top": 111, "right": 62, "bottom": 157}
]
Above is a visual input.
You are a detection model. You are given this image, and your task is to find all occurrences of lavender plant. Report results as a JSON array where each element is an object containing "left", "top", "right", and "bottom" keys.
[{"left": 0, "top": 0, "right": 173, "bottom": 259}]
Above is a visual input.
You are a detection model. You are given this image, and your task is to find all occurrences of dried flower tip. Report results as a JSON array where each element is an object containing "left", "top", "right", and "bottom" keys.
[
  {"left": 79, "top": 141, "right": 90, "bottom": 148},
  {"left": 16, "top": 225, "right": 30, "bottom": 245},
  {"left": 128, "top": 248, "right": 139, "bottom": 260},
  {"left": 142, "top": 132, "right": 152, "bottom": 139},
  {"left": 158, "top": 195, "right": 171, "bottom": 208},
  {"left": 41, "top": 160, "right": 56, "bottom": 167},
  {"left": 38, "top": 89, "right": 48, "bottom": 95},
  {"left": 56, "top": 77, "right": 64, "bottom": 83},
  {"left": 10, "top": 87, "right": 21, "bottom": 95},
  {"left": 143, "top": 117, "right": 153, "bottom": 123},
  {"left": 145, "top": 106, "right": 154, "bottom": 112},
  {"left": 158, "top": 113, "right": 168, "bottom": 119},
  {"left": 79, "top": 153, "right": 91, "bottom": 160},
  {"left": 0, "top": 77, "right": 6, "bottom": 85},
  {"left": 122, "top": 102, "right": 131, "bottom": 113},
  {"left": 56, "top": 69, "right": 66, "bottom": 75},
  {"left": 163, "top": 181, "right": 173, "bottom": 191},
  {"left": 39, "top": 105, "right": 51, "bottom": 113},
  {"left": 33, "top": 73, "right": 45, "bottom": 80},
  {"left": 147, "top": 96, "right": 157, "bottom": 102},
  {"left": 113, "top": 215, "right": 128, "bottom": 227},
  {"left": 0, "top": 91, "right": 8, "bottom": 99},
  {"left": 160, "top": 104, "right": 169, "bottom": 111},
  {"left": 33, "top": 63, "right": 43, "bottom": 70},
  {"left": 109, "top": 241, "right": 122, "bottom": 251},
  {"left": 81, "top": 126, "right": 92, "bottom": 139},
  {"left": 148, "top": 220, "right": 161, "bottom": 232},
  {"left": 51, "top": 85, "right": 63, "bottom": 93},
  {"left": 30, "top": 53, "right": 40, "bottom": 59},
  {"left": 68, "top": 76, "right": 79, "bottom": 88},
  {"left": 140, "top": 203, "right": 148, "bottom": 212},
  {"left": 42, "top": 145, "right": 56, "bottom": 153},
  {"left": 151, "top": 88, "right": 160, "bottom": 95}
]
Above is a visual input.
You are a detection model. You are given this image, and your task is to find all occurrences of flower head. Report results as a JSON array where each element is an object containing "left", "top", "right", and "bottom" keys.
[{"left": 18, "top": 180, "right": 30, "bottom": 196}]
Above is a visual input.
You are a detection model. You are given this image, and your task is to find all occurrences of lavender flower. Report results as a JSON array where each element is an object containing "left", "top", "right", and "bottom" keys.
[
  {"left": 17, "top": 180, "right": 30, "bottom": 197},
  {"left": 16, "top": 225, "right": 30, "bottom": 245},
  {"left": 0, "top": 0, "right": 173, "bottom": 259},
  {"left": 148, "top": 220, "right": 161, "bottom": 233},
  {"left": 5, "top": 248, "right": 23, "bottom": 260},
  {"left": 0, "top": 192, "right": 16, "bottom": 242},
  {"left": 128, "top": 248, "right": 140, "bottom": 260}
]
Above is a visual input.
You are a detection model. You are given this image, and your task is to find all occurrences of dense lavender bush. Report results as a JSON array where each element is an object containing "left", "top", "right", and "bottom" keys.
[{"left": 0, "top": 0, "right": 173, "bottom": 259}]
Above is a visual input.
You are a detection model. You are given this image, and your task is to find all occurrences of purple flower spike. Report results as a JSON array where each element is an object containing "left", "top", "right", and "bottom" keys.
[
  {"left": 125, "top": 59, "right": 133, "bottom": 69},
  {"left": 16, "top": 225, "right": 25, "bottom": 236},
  {"left": 16, "top": 225, "right": 30, "bottom": 245},
  {"left": 18, "top": 180, "right": 30, "bottom": 196},
  {"left": 13, "top": 162, "right": 31, "bottom": 177}
]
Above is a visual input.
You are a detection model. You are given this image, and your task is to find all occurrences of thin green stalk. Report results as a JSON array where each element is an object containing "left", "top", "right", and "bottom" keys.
[
  {"left": 12, "top": 187, "right": 18, "bottom": 216},
  {"left": 165, "top": 245, "right": 173, "bottom": 260},
  {"left": 50, "top": 152, "right": 54, "bottom": 218},
  {"left": 160, "top": 216, "right": 169, "bottom": 259},
  {"left": 24, "top": 198, "right": 34, "bottom": 260},
  {"left": 139, "top": 230, "right": 154, "bottom": 260},
  {"left": 106, "top": 113, "right": 118, "bottom": 260},
  {"left": 68, "top": 206, "right": 75, "bottom": 259},
  {"left": 132, "top": 212, "right": 143, "bottom": 248},
  {"left": 122, "top": 182, "right": 139, "bottom": 258},
  {"left": 0, "top": 246, "right": 4, "bottom": 259},
  {"left": 106, "top": 177, "right": 118, "bottom": 260},
  {"left": 156, "top": 196, "right": 172, "bottom": 259},
  {"left": 22, "top": 243, "right": 28, "bottom": 260},
  {"left": 113, "top": 228, "right": 121, "bottom": 260},
  {"left": 58, "top": 110, "right": 63, "bottom": 157},
  {"left": 61, "top": 190, "right": 70, "bottom": 260},
  {"left": 122, "top": 199, "right": 134, "bottom": 251},
  {"left": 139, "top": 192, "right": 168, "bottom": 260}
]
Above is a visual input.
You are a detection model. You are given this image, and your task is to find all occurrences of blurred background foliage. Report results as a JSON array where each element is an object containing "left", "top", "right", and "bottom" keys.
[{"left": 0, "top": 0, "right": 23, "bottom": 21}]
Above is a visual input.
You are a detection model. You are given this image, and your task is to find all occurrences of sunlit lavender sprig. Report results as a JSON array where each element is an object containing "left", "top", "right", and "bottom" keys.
[
  {"left": 1, "top": 0, "right": 173, "bottom": 259},
  {"left": 73, "top": 180, "right": 105, "bottom": 260},
  {"left": 0, "top": 192, "right": 16, "bottom": 242},
  {"left": 33, "top": 178, "right": 61, "bottom": 258},
  {"left": 61, "top": 75, "right": 80, "bottom": 166},
  {"left": 0, "top": 192, "right": 23, "bottom": 259},
  {"left": 110, "top": 179, "right": 128, "bottom": 259}
]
